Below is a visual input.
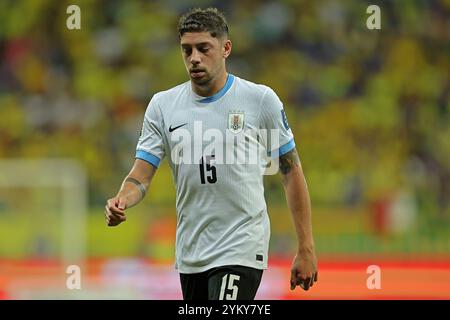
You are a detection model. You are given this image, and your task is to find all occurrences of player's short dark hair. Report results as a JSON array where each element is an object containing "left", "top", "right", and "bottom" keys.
[{"left": 177, "top": 7, "right": 229, "bottom": 39}]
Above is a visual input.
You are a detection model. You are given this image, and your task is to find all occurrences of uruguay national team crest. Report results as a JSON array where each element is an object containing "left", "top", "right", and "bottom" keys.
[{"left": 228, "top": 111, "right": 245, "bottom": 134}]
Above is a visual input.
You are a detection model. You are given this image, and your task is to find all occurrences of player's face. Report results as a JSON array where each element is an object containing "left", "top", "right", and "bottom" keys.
[{"left": 180, "top": 32, "right": 230, "bottom": 86}]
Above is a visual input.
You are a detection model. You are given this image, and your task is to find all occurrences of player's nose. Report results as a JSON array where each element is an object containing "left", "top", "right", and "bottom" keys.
[{"left": 190, "top": 48, "right": 201, "bottom": 64}]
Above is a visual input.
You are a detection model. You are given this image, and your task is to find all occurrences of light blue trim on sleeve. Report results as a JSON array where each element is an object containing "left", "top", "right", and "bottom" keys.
[
  {"left": 273, "top": 139, "right": 296, "bottom": 158},
  {"left": 198, "top": 74, "right": 234, "bottom": 103},
  {"left": 136, "top": 150, "right": 161, "bottom": 168}
]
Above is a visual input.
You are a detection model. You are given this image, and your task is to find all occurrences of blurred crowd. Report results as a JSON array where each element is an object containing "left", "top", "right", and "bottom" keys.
[{"left": 0, "top": 0, "right": 449, "bottom": 233}]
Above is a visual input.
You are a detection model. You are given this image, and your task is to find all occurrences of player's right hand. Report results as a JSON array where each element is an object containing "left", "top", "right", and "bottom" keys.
[{"left": 105, "top": 197, "right": 127, "bottom": 227}]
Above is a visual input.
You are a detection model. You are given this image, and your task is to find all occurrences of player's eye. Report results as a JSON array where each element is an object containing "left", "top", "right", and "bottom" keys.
[
  {"left": 182, "top": 48, "right": 192, "bottom": 55},
  {"left": 198, "top": 47, "right": 209, "bottom": 53}
]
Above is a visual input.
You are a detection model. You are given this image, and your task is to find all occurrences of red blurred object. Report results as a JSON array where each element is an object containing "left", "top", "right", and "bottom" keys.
[{"left": 372, "top": 197, "right": 391, "bottom": 236}]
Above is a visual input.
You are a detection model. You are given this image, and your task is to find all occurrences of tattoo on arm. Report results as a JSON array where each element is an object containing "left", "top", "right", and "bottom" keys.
[
  {"left": 125, "top": 177, "right": 146, "bottom": 199},
  {"left": 279, "top": 148, "right": 301, "bottom": 174}
]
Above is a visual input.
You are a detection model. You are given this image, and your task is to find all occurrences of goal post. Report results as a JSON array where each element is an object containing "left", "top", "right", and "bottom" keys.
[{"left": 0, "top": 159, "right": 87, "bottom": 266}]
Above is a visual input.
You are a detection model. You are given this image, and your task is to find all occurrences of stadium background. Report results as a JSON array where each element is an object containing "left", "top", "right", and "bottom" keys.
[{"left": 0, "top": 0, "right": 449, "bottom": 299}]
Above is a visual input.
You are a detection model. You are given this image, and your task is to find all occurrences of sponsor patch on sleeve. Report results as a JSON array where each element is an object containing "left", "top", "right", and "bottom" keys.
[{"left": 281, "top": 110, "right": 290, "bottom": 130}]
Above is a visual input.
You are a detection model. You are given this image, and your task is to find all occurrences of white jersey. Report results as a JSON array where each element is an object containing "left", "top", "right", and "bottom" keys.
[{"left": 136, "top": 74, "right": 295, "bottom": 273}]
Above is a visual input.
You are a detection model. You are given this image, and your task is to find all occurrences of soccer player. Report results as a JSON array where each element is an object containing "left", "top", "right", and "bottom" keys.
[{"left": 105, "top": 7, "right": 318, "bottom": 300}]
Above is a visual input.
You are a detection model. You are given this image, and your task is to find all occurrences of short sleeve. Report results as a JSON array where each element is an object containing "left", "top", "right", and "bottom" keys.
[
  {"left": 135, "top": 95, "right": 165, "bottom": 168},
  {"left": 259, "top": 87, "right": 295, "bottom": 158}
]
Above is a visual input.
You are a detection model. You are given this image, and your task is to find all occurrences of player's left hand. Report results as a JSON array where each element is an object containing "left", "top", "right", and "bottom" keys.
[{"left": 290, "top": 249, "right": 318, "bottom": 291}]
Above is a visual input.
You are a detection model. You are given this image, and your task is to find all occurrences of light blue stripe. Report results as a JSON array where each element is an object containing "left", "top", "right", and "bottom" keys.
[
  {"left": 273, "top": 139, "right": 296, "bottom": 158},
  {"left": 135, "top": 150, "right": 161, "bottom": 168},
  {"left": 198, "top": 74, "right": 234, "bottom": 103}
]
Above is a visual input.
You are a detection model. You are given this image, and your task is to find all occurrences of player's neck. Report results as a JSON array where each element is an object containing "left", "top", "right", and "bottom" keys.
[{"left": 191, "top": 71, "right": 228, "bottom": 97}]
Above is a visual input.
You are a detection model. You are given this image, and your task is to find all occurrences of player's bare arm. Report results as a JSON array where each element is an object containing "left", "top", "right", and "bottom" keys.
[
  {"left": 279, "top": 148, "right": 318, "bottom": 291},
  {"left": 105, "top": 159, "right": 157, "bottom": 227}
]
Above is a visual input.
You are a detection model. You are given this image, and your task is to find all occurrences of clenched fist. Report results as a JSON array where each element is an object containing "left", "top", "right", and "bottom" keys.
[{"left": 105, "top": 197, "right": 128, "bottom": 227}]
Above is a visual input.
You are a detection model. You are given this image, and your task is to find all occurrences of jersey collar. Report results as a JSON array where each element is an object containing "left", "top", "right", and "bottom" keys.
[{"left": 194, "top": 74, "right": 235, "bottom": 103}]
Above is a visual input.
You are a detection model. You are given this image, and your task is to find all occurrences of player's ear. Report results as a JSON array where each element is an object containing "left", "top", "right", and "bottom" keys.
[{"left": 223, "top": 39, "right": 232, "bottom": 58}]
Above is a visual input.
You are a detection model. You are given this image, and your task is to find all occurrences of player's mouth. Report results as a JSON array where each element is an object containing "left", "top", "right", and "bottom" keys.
[{"left": 190, "top": 69, "right": 206, "bottom": 78}]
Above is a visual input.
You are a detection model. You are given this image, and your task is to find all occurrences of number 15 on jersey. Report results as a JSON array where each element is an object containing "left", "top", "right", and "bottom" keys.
[{"left": 199, "top": 155, "right": 217, "bottom": 184}]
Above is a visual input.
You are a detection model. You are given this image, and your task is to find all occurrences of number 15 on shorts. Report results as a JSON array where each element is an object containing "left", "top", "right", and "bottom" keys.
[{"left": 219, "top": 274, "right": 240, "bottom": 300}]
